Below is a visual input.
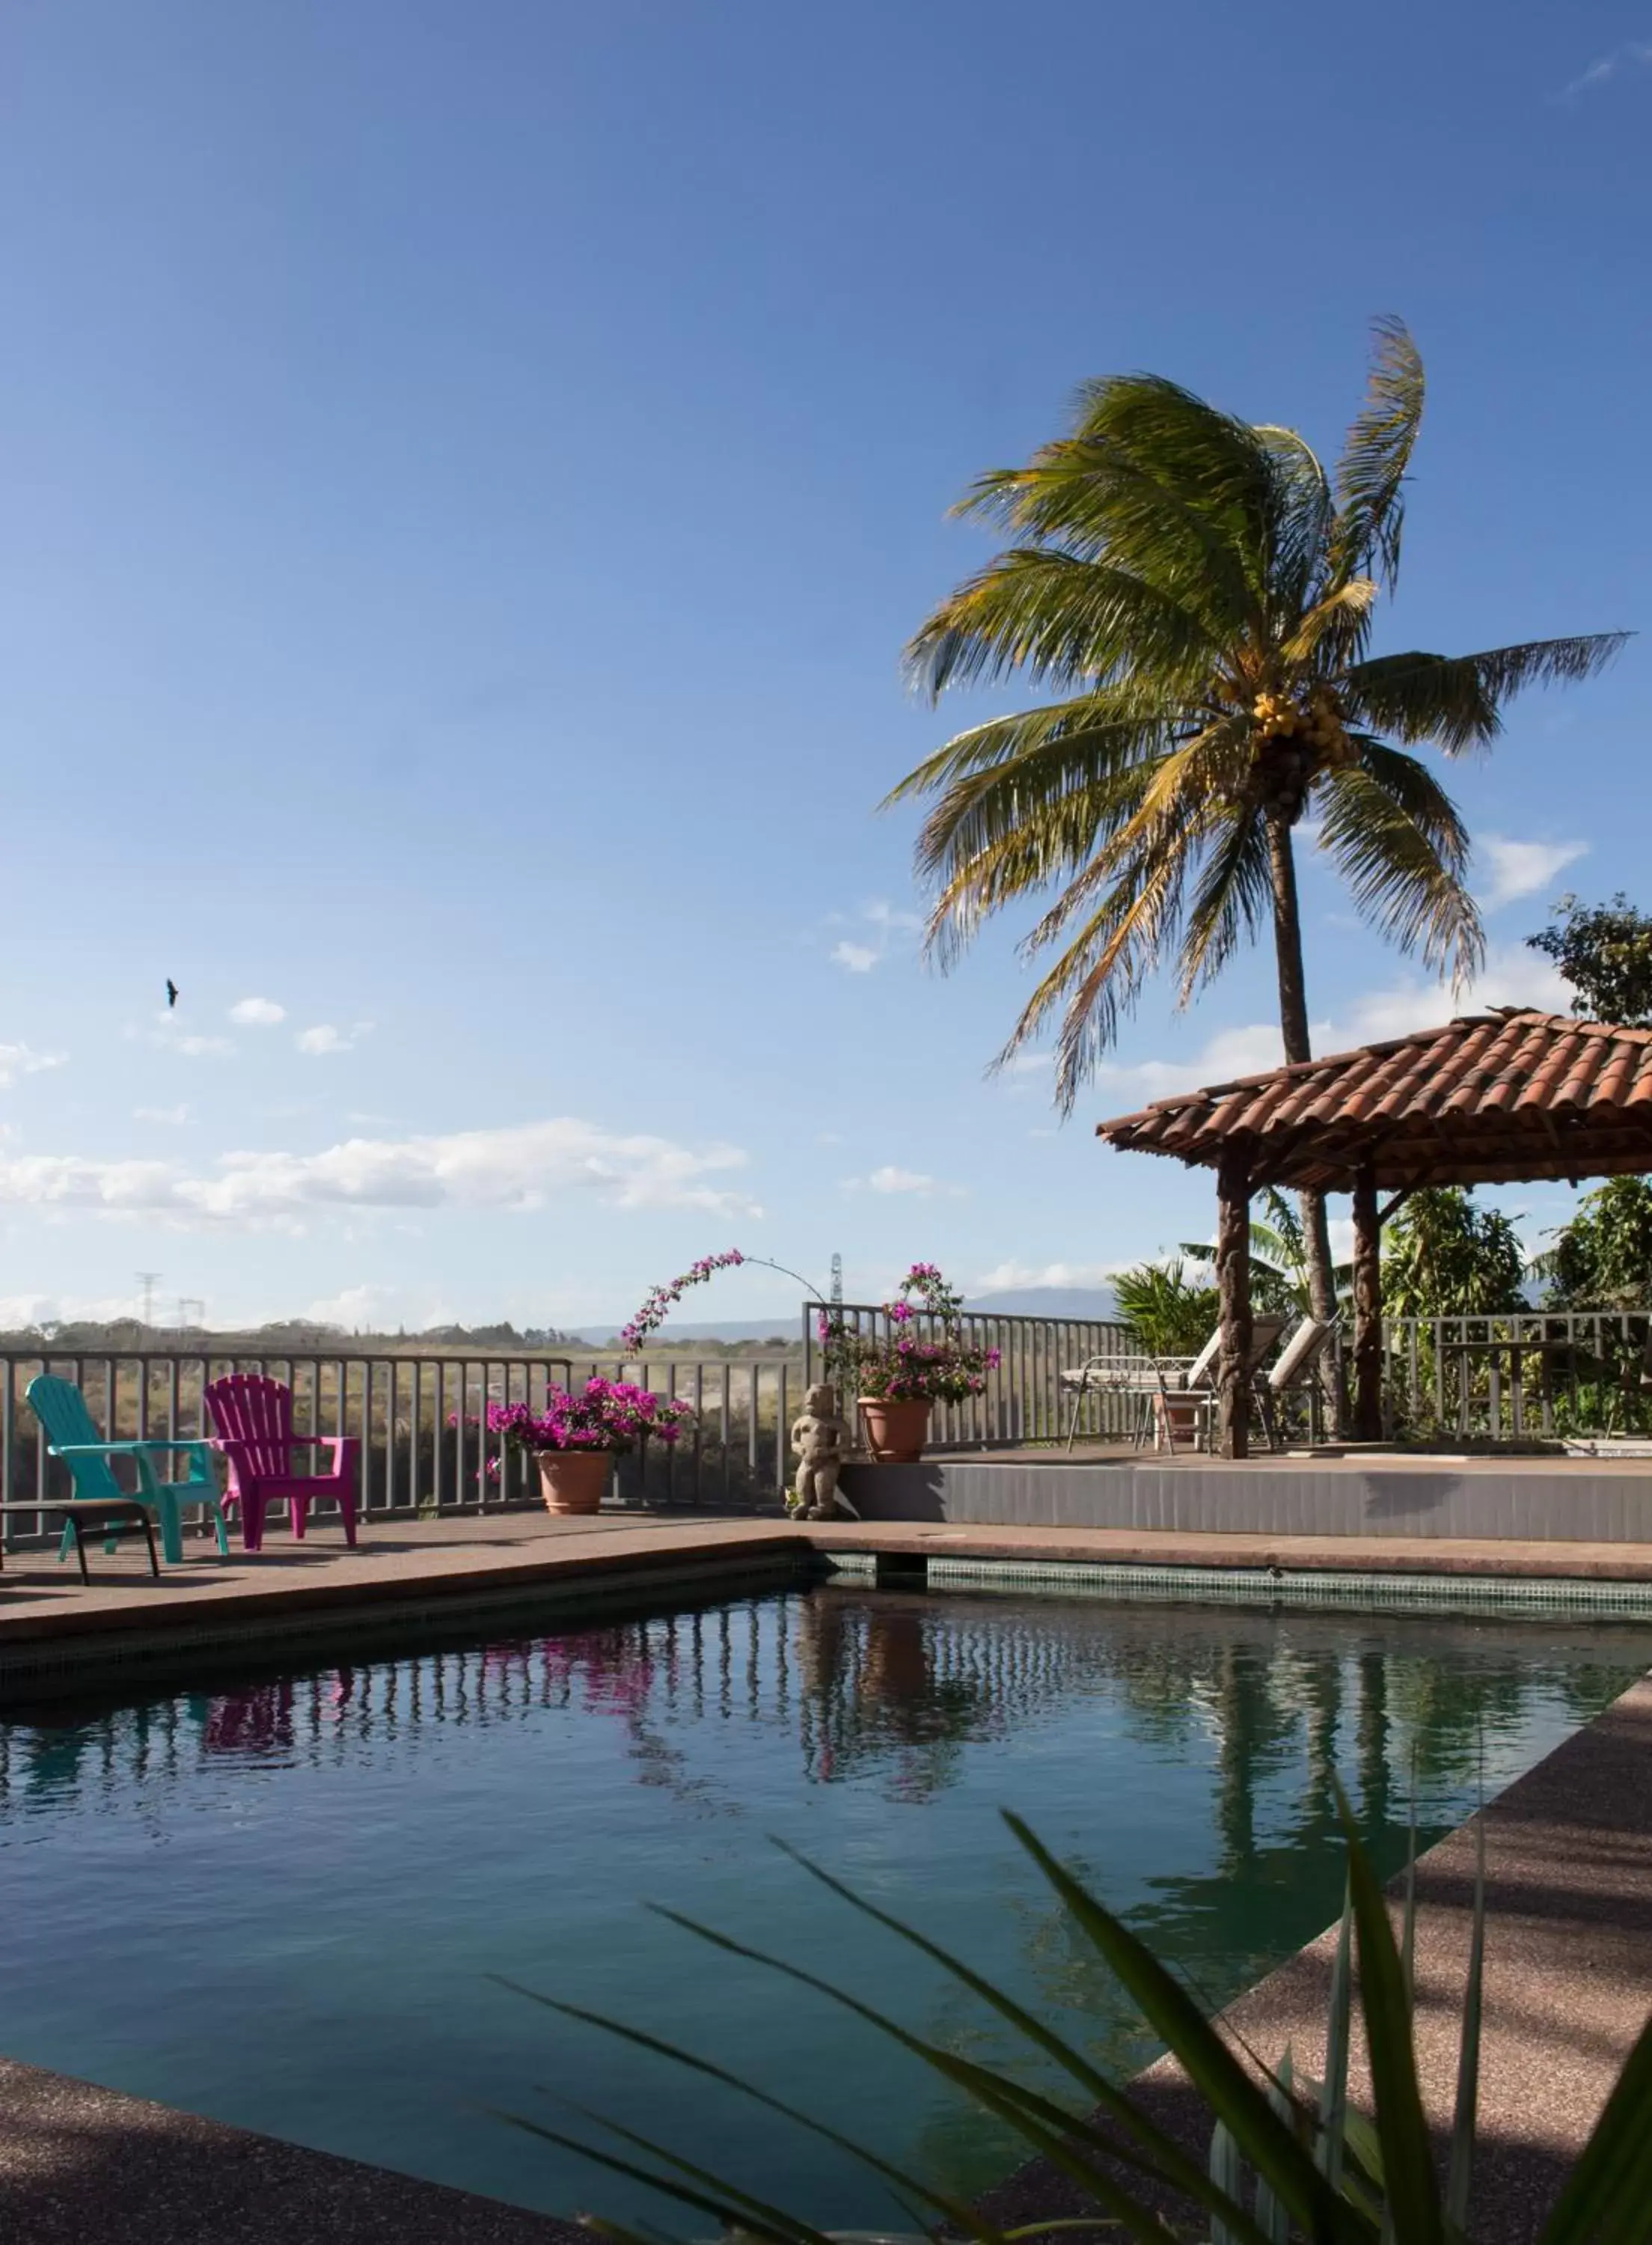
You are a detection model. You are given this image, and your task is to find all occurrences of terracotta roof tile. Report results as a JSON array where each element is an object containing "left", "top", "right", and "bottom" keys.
[{"left": 1094, "top": 1011, "right": 1652, "bottom": 1191}]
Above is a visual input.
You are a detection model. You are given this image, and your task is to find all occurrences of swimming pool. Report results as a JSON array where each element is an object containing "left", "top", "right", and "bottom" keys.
[{"left": 0, "top": 1580, "right": 1645, "bottom": 2226}]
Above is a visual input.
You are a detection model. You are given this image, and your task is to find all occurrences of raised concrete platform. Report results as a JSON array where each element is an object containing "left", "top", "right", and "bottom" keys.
[{"left": 843, "top": 1445, "right": 1652, "bottom": 1542}]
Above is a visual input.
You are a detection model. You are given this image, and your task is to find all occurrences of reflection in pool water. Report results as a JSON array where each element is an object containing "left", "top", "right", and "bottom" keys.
[{"left": 0, "top": 1585, "right": 1645, "bottom": 2225}]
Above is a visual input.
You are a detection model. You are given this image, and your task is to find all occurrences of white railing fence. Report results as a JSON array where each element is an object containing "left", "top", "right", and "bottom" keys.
[
  {"left": 0, "top": 1310, "right": 1139, "bottom": 1545},
  {"left": 0, "top": 1349, "right": 800, "bottom": 1541},
  {"left": 803, "top": 1302, "right": 1137, "bottom": 1449},
  {"left": 1379, "top": 1310, "right": 1652, "bottom": 1441}
]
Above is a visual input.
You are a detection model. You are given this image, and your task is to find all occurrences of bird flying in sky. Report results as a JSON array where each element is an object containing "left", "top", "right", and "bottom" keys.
[{"left": 165, "top": 980, "right": 179, "bottom": 1009}]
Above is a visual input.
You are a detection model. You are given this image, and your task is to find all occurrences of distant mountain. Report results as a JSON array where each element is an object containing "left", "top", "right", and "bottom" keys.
[{"left": 964, "top": 1285, "right": 1119, "bottom": 1321}]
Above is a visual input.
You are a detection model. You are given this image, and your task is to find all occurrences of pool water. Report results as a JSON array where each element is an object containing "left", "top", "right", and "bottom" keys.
[{"left": 0, "top": 1583, "right": 1645, "bottom": 2227}]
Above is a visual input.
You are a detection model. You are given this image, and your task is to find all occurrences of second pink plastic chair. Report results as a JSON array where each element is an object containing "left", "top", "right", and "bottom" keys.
[{"left": 204, "top": 1375, "right": 359, "bottom": 1553}]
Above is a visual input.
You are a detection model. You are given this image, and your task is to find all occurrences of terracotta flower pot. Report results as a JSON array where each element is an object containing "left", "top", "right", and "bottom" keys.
[
  {"left": 535, "top": 1449, "right": 612, "bottom": 1515},
  {"left": 859, "top": 1396, "right": 932, "bottom": 1463}
]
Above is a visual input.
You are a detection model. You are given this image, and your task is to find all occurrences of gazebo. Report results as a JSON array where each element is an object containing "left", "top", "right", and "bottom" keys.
[{"left": 1094, "top": 1009, "right": 1652, "bottom": 1456}]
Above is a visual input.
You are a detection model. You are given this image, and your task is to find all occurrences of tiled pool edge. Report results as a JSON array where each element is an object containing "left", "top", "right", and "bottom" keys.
[
  {"left": 0, "top": 1551, "right": 810, "bottom": 1699},
  {"left": 8, "top": 1511, "right": 1652, "bottom": 1699},
  {"left": 832, "top": 1551, "right": 1652, "bottom": 1613}
]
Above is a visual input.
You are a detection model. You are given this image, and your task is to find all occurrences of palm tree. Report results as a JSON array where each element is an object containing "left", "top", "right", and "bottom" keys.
[
  {"left": 1181, "top": 1184, "right": 1350, "bottom": 1317},
  {"left": 888, "top": 319, "right": 1627, "bottom": 1337}
]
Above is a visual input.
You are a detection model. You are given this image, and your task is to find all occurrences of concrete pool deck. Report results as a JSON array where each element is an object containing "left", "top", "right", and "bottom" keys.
[
  {"left": 1, "top": 1504, "right": 1650, "bottom": 2240},
  {"left": 4, "top": 1500, "right": 1652, "bottom": 1671}
]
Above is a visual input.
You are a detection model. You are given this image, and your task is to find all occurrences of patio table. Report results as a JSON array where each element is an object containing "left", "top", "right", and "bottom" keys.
[{"left": 1059, "top": 1355, "right": 1204, "bottom": 1451}]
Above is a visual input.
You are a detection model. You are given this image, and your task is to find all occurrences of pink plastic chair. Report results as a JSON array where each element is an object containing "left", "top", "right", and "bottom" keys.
[{"left": 204, "top": 1375, "right": 359, "bottom": 1554}]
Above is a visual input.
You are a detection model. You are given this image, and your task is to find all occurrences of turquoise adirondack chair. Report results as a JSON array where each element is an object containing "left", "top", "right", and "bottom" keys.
[{"left": 25, "top": 1375, "right": 230, "bottom": 1566}]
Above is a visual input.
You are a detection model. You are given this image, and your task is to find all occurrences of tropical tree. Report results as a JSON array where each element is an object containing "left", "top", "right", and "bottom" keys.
[
  {"left": 1381, "top": 1188, "right": 1526, "bottom": 1319},
  {"left": 888, "top": 320, "right": 1627, "bottom": 1342},
  {"left": 1529, "top": 891, "right": 1652, "bottom": 1025},
  {"left": 1110, "top": 1256, "right": 1220, "bottom": 1355},
  {"left": 1181, "top": 1183, "right": 1352, "bottom": 1317},
  {"left": 1537, "top": 1176, "right": 1652, "bottom": 1309}
]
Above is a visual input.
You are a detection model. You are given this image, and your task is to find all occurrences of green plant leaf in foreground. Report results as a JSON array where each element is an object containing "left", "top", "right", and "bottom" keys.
[
  {"left": 1333, "top": 1781, "right": 1443, "bottom": 2245},
  {"left": 1003, "top": 1813, "right": 1371, "bottom": 2245},
  {"left": 500, "top": 1806, "right": 1652, "bottom": 2245}
]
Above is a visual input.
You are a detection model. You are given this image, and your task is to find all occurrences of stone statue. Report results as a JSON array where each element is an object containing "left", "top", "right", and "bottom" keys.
[{"left": 788, "top": 1381, "right": 852, "bottom": 1520}]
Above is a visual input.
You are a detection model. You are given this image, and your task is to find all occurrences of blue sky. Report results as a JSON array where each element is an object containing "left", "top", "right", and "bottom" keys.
[{"left": 0, "top": 1, "right": 1648, "bottom": 1332}]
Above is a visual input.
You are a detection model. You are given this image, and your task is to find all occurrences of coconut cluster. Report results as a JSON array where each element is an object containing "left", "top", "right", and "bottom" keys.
[{"left": 1250, "top": 688, "right": 1357, "bottom": 769}]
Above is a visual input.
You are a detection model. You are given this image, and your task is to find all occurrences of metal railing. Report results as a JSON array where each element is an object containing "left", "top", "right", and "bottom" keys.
[
  {"left": 1380, "top": 1311, "right": 1652, "bottom": 1442},
  {"left": 0, "top": 1309, "right": 1142, "bottom": 1545},
  {"left": 0, "top": 1348, "right": 809, "bottom": 1542},
  {"left": 804, "top": 1302, "right": 1136, "bottom": 1449}
]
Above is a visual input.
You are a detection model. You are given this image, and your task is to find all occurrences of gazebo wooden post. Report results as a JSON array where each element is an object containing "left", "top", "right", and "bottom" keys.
[
  {"left": 1352, "top": 1159, "right": 1383, "bottom": 1442},
  {"left": 1216, "top": 1142, "right": 1253, "bottom": 1459}
]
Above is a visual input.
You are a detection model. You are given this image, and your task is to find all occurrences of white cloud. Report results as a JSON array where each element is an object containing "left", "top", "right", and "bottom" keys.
[
  {"left": 0, "top": 1042, "right": 66, "bottom": 1087},
  {"left": 999, "top": 1051, "right": 1053, "bottom": 1076},
  {"left": 229, "top": 997, "right": 287, "bottom": 1026},
  {"left": 842, "top": 1164, "right": 965, "bottom": 1197},
  {"left": 307, "top": 1283, "right": 408, "bottom": 1329},
  {"left": 1092, "top": 943, "right": 1573, "bottom": 1107},
  {"left": 1094, "top": 1022, "right": 1288, "bottom": 1102},
  {"left": 970, "top": 1259, "right": 1130, "bottom": 1292},
  {"left": 296, "top": 1021, "right": 373, "bottom": 1056},
  {"left": 147, "top": 1014, "right": 233, "bottom": 1058},
  {"left": 134, "top": 1104, "right": 192, "bottom": 1125},
  {"left": 1329, "top": 941, "right": 1571, "bottom": 1048},
  {"left": 0, "top": 1117, "right": 760, "bottom": 1228},
  {"left": 1563, "top": 40, "right": 1652, "bottom": 97},
  {"left": 1478, "top": 835, "right": 1588, "bottom": 910},
  {"left": 826, "top": 899, "right": 923, "bottom": 974}
]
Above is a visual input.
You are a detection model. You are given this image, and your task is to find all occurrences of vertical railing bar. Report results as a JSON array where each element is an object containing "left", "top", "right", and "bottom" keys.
[
  {"left": 747, "top": 1362, "right": 759, "bottom": 1506},
  {"left": 1, "top": 1364, "right": 14, "bottom": 1549},
  {"left": 775, "top": 1360, "right": 788, "bottom": 1501}
]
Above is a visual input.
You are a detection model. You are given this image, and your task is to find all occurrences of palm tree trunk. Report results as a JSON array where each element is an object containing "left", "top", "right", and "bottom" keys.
[{"left": 1264, "top": 811, "right": 1344, "bottom": 1430}]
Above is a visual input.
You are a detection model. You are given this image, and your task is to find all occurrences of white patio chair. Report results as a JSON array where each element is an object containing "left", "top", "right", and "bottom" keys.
[
  {"left": 1062, "top": 1319, "right": 1285, "bottom": 1454},
  {"left": 1059, "top": 1337, "right": 1219, "bottom": 1451},
  {"left": 1154, "top": 1316, "right": 1288, "bottom": 1453},
  {"left": 1254, "top": 1316, "right": 1339, "bottom": 1450}
]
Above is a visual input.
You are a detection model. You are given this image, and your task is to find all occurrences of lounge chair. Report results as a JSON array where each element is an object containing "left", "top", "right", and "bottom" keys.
[
  {"left": 204, "top": 1375, "right": 359, "bottom": 1553},
  {"left": 1061, "top": 1318, "right": 1286, "bottom": 1454},
  {"left": 1151, "top": 1315, "right": 1288, "bottom": 1453},
  {"left": 25, "top": 1373, "right": 230, "bottom": 1567},
  {"left": 1254, "top": 1316, "right": 1340, "bottom": 1450}
]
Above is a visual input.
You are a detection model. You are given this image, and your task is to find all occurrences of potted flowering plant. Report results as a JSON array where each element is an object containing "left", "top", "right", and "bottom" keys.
[
  {"left": 486, "top": 1379, "right": 693, "bottom": 1515},
  {"left": 818, "top": 1263, "right": 1000, "bottom": 1462}
]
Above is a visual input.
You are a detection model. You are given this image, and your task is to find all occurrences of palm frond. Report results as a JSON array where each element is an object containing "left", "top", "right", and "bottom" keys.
[
  {"left": 999, "top": 843, "right": 1193, "bottom": 1108},
  {"left": 900, "top": 720, "right": 1174, "bottom": 973},
  {"left": 1333, "top": 737, "right": 1472, "bottom": 869},
  {"left": 1177, "top": 804, "right": 1273, "bottom": 1003},
  {"left": 1344, "top": 635, "right": 1630, "bottom": 753},
  {"left": 1315, "top": 759, "right": 1484, "bottom": 983},
  {"left": 902, "top": 549, "right": 1219, "bottom": 700},
  {"left": 885, "top": 682, "right": 1175, "bottom": 804},
  {"left": 1332, "top": 317, "right": 1425, "bottom": 593},
  {"left": 1280, "top": 578, "right": 1379, "bottom": 671},
  {"left": 956, "top": 376, "right": 1276, "bottom": 633},
  {"left": 1252, "top": 424, "right": 1335, "bottom": 620}
]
